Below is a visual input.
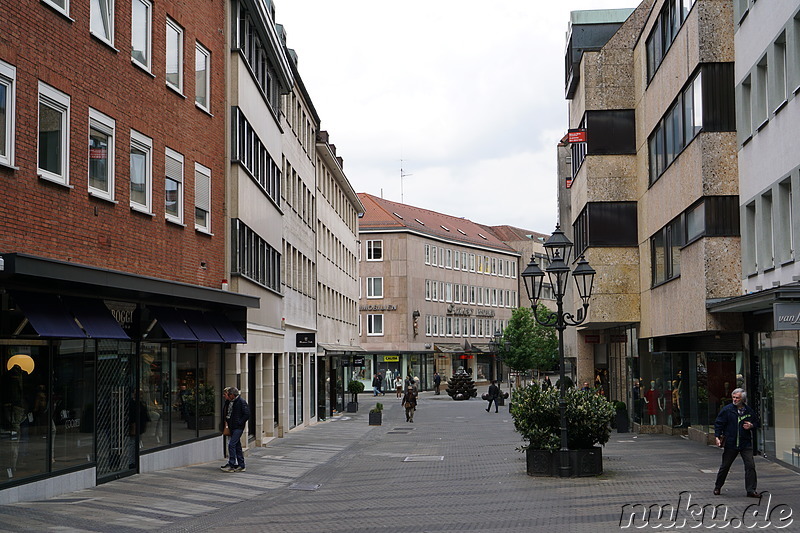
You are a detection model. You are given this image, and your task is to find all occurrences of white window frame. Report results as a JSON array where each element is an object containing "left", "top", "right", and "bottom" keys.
[
  {"left": 425, "top": 315, "right": 432, "bottom": 336},
  {"left": 131, "top": 0, "right": 152, "bottom": 71},
  {"left": 130, "top": 130, "right": 152, "bottom": 213},
  {"left": 88, "top": 108, "right": 116, "bottom": 201},
  {"left": 454, "top": 249, "right": 460, "bottom": 270},
  {"left": 194, "top": 162, "right": 211, "bottom": 232},
  {"left": 195, "top": 42, "right": 211, "bottom": 111},
  {"left": 164, "top": 147, "right": 184, "bottom": 224},
  {"left": 37, "top": 82, "right": 71, "bottom": 186},
  {"left": 0, "top": 60, "right": 16, "bottom": 168},
  {"left": 366, "top": 240, "right": 383, "bottom": 261},
  {"left": 166, "top": 17, "right": 184, "bottom": 93},
  {"left": 43, "top": 0, "right": 69, "bottom": 17},
  {"left": 367, "top": 314, "right": 384, "bottom": 336},
  {"left": 91, "top": 0, "right": 115, "bottom": 45},
  {"left": 424, "top": 244, "right": 430, "bottom": 265},
  {"left": 366, "top": 277, "right": 383, "bottom": 299},
  {"left": 425, "top": 279, "right": 431, "bottom": 301},
  {"left": 431, "top": 245, "right": 437, "bottom": 266}
]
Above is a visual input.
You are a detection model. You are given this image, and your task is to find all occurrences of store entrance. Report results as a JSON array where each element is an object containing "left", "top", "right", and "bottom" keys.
[{"left": 96, "top": 341, "right": 136, "bottom": 483}]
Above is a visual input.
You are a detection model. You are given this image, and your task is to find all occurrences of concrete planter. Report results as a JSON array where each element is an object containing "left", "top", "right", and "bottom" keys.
[
  {"left": 525, "top": 447, "right": 603, "bottom": 477},
  {"left": 368, "top": 412, "right": 382, "bottom": 426},
  {"left": 346, "top": 401, "right": 358, "bottom": 413},
  {"left": 615, "top": 411, "right": 629, "bottom": 433}
]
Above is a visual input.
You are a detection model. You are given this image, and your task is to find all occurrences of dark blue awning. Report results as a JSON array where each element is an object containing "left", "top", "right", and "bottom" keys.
[
  {"left": 181, "top": 310, "right": 224, "bottom": 343},
  {"left": 207, "top": 313, "right": 246, "bottom": 344},
  {"left": 11, "top": 291, "right": 87, "bottom": 338},
  {"left": 150, "top": 307, "right": 198, "bottom": 341},
  {"left": 64, "top": 297, "right": 130, "bottom": 340}
]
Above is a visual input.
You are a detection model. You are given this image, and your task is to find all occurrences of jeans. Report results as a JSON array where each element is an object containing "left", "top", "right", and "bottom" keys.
[
  {"left": 715, "top": 447, "right": 756, "bottom": 493},
  {"left": 227, "top": 427, "right": 245, "bottom": 468}
]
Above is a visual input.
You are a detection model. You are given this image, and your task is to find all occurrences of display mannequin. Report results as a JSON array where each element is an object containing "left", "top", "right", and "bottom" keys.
[{"left": 644, "top": 380, "right": 658, "bottom": 425}]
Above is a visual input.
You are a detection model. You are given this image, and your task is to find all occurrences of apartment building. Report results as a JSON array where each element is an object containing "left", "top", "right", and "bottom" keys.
[
  {"left": 707, "top": 0, "right": 800, "bottom": 469},
  {"left": 0, "top": 0, "right": 253, "bottom": 503},
  {"left": 562, "top": 0, "right": 743, "bottom": 438},
  {"left": 356, "top": 194, "right": 520, "bottom": 391}
]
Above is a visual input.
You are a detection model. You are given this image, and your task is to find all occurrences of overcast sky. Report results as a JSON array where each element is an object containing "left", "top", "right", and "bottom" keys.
[{"left": 275, "top": 0, "right": 637, "bottom": 233}]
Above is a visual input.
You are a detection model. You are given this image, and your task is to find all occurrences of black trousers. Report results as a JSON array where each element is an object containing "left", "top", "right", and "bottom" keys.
[
  {"left": 486, "top": 397, "right": 498, "bottom": 412},
  {"left": 715, "top": 447, "right": 757, "bottom": 493}
]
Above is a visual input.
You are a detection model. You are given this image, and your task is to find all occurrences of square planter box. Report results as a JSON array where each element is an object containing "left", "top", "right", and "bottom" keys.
[
  {"left": 525, "top": 447, "right": 603, "bottom": 477},
  {"left": 346, "top": 401, "right": 358, "bottom": 413},
  {"left": 368, "top": 412, "right": 382, "bottom": 426}
]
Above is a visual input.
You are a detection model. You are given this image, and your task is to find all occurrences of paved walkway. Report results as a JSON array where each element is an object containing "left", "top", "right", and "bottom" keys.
[{"left": 1, "top": 389, "right": 798, "bottom": 532}]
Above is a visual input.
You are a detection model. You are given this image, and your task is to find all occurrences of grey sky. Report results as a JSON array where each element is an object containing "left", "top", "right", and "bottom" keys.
[{"left": 276, "top": 0, "right": 636, "bottom": 233}]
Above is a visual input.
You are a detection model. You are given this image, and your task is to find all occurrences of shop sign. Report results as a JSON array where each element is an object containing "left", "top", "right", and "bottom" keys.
[
  {"left": 360, "top": 304, "right": 397, "bottom": 311},
  {"left": 774, "top": 303, "right": 800, "bottom": 330},
  {"left": 353, "top": 356, "right": 365, "bottom": 366},
  {"left": 296, "top": 333, "right": 315, "bottom": 347},
  {"left": 584, "top": 334, "right": 601, "bottom": 344},
  {"left": 459, "top": 355, "right": 474, "bottom": 359},
  {"left": 568, "top": 128, "right": 587, "bottom": 143},
  {"left": 382, "top": 355, "right": 399, "bottom": 362}
]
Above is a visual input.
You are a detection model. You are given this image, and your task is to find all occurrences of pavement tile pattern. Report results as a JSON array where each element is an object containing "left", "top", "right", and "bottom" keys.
[{"left": 1, "top": 389, "right": 798, "bottom": 532}]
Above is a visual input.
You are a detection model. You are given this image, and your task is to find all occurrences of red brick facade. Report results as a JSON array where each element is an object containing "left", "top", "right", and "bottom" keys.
[{"left": 0, "top": 0, "right": 227, "bottom": 288}]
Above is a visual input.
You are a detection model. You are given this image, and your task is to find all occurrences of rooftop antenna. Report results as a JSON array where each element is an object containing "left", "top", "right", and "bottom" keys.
[{"left": 400, "top": 159, "right": 413, "bottom": 204}]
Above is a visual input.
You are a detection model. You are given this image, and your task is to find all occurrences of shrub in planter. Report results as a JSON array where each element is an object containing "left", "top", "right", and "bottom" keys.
[
  {"left": 510, "top": 385, "right": 615, "bottom": 452},
  {"left": 369, "top": 402, "right": 383, "bottom": 426},
  {"left": 347, "top": 380, "right": 365, "bottom": 412}
]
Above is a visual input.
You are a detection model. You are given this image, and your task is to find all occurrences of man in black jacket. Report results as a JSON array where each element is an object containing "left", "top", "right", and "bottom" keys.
[
  {"left": 713, "top": 388, "right": 760, "bottom": 497},
  {"left": 485, "top": 380, "right": 499, "bottom": 413},
  {"left": 221, "top": 387, "right": 250, "bottom": 473}
]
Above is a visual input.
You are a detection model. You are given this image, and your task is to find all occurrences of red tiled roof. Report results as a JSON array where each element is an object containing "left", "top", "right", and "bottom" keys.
[{"left": 357, "top": 193, "right": 517, "bottom": 253}]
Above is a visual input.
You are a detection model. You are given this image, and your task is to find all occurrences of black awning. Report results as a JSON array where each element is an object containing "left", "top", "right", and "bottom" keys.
[
  {"left": 64, "top": 297, "right": 130, "bottom": 340},
  {"left": 181, "top": 310, "right": 224, "bottom": 343},
  {"left": 150, "top": 307, "right": 198, "bottom": 341},
  {"left": 206, "top": 312, "right": 246, "bottom": 344},
  {"left": 11, "top": 291, "right": 87, "bottom": 338}
]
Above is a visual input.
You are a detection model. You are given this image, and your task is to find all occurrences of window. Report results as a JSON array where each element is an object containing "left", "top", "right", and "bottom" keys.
[
  {"left": 424, "top": 244, "right": 430, "bottom": 265},
  {"left": 164, "top": 148, "right": 184, "bottom": 223},
  {"left": 446, "top": 317, "right": 453, "bottom": 336},
  {"left": 651, "top": 217, "right": 684, "bottom": 286},
  {"left": 445, "top": 283, "right": 452, "bottom": 303},
  {"left": 431, "top": 280, "right": 438, "bottom": 301},
  {"left": 232, "top": 108, "right": 281, "bottom": 204},
  {"left": 131, "top": 0, "right": 152, "bottom": 69},
  {"left": 130, "top": 130, "right": 152, "bottom": 212},
  {"left": 88, "top": 109, "right": 115, "bottom": 200},
  {"left": 195, "top": 43, "right": 210, "bottom": 111},
  {"left": 367, "top": 277, "right": 383, "bottom": 298},
  {"left": 43, "top": 0, "right": 68, "bottom": 15},
  {"left": 91, "top": 0, "right": 114, "bottom": 44},
  {"left": 645, "top": 0, "right": 697, "bottom": 81},
  {"left": 777, "top": 179, "right": 793, "bottom": 264},
  {"left": 438, "top": 247, "right": 444, "bottom": 266},
  {"left": 445, "top": 249, "right": 452, "bottom": 268},
  {"left": 469, "top": 253, "right": 475, "bottom": 272},
  {"left": 166, "top": 18, "right": 184, "bottom": 93},
  {"left": 774, "top": 33, "right": 788, "bottom": 111},
  {"left": 38, "top": 82, "right": 70, "bottom": 185},
  {"left": 367, "top": 240, "right": 383, "bottom": 261},
  {"left": 431, "top": 246, "right": 437, "bottom": 266},
  {"left": 425, "top": 280, "right": 431, "bottom": 300},
  {"left": 367, "top": 314, "right": 383, "bottom": 336},
  {"left": 231, "top": 218, "right": 281, "bottom": 291},
  {"left": 453, "top": 249, "right": 460, "bottom": 270},
  {"left": 194, "top": 163, "right": 211, "bottom": 232},
  {"left": 425, "top": 315, "right": 432, "bottom": 336},
  {"left": 754, "top": 55, "right": 768, "bottom": 127},
  {"left": 737, "top": 75, "right": 752, "bottom": 144},
  {"left": 0, "top": 60, "right": 16, "bottom": 167}
]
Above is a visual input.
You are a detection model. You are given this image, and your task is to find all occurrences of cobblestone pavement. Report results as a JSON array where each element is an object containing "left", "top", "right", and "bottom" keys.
[{"left": 1, "top": 389, "right": 798, "bottom": 532}]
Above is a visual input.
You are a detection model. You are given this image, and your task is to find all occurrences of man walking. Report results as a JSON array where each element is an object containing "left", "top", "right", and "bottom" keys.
[
  {"left": 221, "top": 387, "right": 250, "bottom": 473},
  {"left": 433, "top": 371, "right": 441, "bottom": 395},
  {"left": 713, "top": 388, "right": 760, "bottom": 497},
  {"left": 485, "top": 380, "right": 499, "bottom": 413},
  {"left": 401, "top": 386, "right": 417, "bottom": 423}
]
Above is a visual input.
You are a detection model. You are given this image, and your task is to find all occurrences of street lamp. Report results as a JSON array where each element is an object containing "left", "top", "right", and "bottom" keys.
[
  {"left": 520, "top": 225, "right": 595, "bottom": 477},
  {"left": 490, "top": 329, "right": 509, "bottom": 389}
]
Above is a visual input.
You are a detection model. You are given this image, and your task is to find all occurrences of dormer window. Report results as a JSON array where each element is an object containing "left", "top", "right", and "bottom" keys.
[
  {"left": 393, "top": 212, "right": 403, "bottom": 219},
  {"left": 478, "top": 233, "right": 487, "bottom": 240},
  {"left": 441, "top": 225, "right": 450, "bottom": 231},
  {"left": 415, "top": 218, "right": 425, "bottom": 225},
  {"left": 457, "top": 229, "right": 467, "bottom": 235}
]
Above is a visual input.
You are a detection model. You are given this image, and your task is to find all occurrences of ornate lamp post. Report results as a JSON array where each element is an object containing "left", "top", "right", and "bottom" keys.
[
  {"left": 520, "top": 225, "right": 595, "bottom": 477},
  {"left": 490, "top": 329, "right": 509, "bottom": 392}
]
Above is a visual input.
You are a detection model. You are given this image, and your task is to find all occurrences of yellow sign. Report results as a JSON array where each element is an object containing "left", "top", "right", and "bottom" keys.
[{"left": 382, "top": 355, "right": 400, "bottom": 362}]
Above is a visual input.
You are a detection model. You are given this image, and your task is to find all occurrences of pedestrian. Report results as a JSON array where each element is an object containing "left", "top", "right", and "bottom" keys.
[
  {"left": 713, "top": 388, "right": 761, "bottom": 497},
  {"left": 220, "top": 387, "right": 250, "bottom": 473},
  {"left": 485, "top": 380, "right": 499, "bottom": 413},
  {"left": 542, "top": 376, "right": 552, "bottom": 390},
  {"left": 401, "top": 386, "right": 417, "bottom": 422},
  {"left": 581, "top": 381, "right": 591, "bottom": 392},
  {"left": 394, "top": 376, "right": 403, "bottom": 398},
  {"left": 433, "top": 371, "right": 442, "bottom": 395},
  {"left": 372, "top": 373, "right": 382, "bottom": 396}
]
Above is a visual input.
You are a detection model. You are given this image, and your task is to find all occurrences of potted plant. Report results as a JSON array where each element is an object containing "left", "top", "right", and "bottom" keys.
[
  {"left": 185, "top": 383, "right": 216, "bottom": 430},
  {"left": 347, "top": 380, "right": 365, "bottom": 412},
  {"left": 369, "top": 402, "right": 383, "bottom": 425},
  {"left": 510, "top": 384, "right": 615, "bottom": 477},
  {"left": 614, "top": 400, "right": 629, "bottom": 433}
]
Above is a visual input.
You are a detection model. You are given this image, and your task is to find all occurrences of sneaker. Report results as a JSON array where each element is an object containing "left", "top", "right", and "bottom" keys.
[
  {"left": 235, "top": 466, "right": 246, "bottom": 472},
  {"left": 221, "top": 465, "right": 236, "bottom": 472}
]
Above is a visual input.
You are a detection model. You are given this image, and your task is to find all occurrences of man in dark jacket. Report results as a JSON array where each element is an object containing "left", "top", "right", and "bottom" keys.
[
  {"left": 713, "top": 388, "right": 760, "bottom": 497},
  {"left": 221, "top": 387, "right": 250, "bottom": 473},
  {"left": 485, "top": 380, "right": 500, "bottom": 413}
]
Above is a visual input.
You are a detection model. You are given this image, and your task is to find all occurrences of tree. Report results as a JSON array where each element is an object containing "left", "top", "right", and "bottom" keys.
[{"left": 500, "top": 305, "right": 558, "bottom": 380}]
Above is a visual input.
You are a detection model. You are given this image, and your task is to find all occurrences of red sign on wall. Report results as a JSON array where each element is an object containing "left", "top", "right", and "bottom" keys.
[
  {"left": 584, "top": 334, "right": 600, "bottom": 344},
  {"left": 568, "top": 129, "right": 587, "bottom": 143}
]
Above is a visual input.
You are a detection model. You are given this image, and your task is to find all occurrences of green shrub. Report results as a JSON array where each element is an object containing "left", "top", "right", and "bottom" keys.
[{"left": 510, "top": 385, "right": 615, "bottom": 452}]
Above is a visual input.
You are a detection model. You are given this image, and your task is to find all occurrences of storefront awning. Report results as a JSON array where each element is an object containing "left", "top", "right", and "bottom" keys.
[
  {"left": 181, "top": 309, "right": 224, "bottom": 343},
  {"left": 150, "top": 307, "right": 198, "bottom": 341},
  {"left": 434, "top": 343, "right": 464, "bottom": 353},
  {"left": 64, "top": 297, "right": 130, "bottom": 340},
  {"left": 469, "top": 343, "right": 495, "bottom": 353},
  {"left": 11, "top": 291, "right": 86, "bottom": 338},
  {"left": 206, "top": 312, "right": 246, "bottom": 343},
  {"left": 318, "top": 343, "right": 365, "bottom": 354}
]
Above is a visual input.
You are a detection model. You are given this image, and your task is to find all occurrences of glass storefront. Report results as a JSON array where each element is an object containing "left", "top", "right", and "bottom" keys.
[{"left": 756, "top": 331, "right": 800, "bottom": 466}]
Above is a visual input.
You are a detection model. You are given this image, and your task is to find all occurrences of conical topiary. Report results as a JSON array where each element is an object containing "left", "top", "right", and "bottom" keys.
[{"left": 446, "top": 367, "right": 478, "bottom": 400}]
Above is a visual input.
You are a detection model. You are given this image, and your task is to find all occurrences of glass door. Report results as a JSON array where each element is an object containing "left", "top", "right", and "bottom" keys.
[{"left": 96, "top": 341, "right": 136, "bottom": 482}]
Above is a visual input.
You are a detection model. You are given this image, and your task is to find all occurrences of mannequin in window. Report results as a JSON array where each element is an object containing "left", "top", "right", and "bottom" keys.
[{"left": 644, "top": 380, "right": 659, "bottom": 425}]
